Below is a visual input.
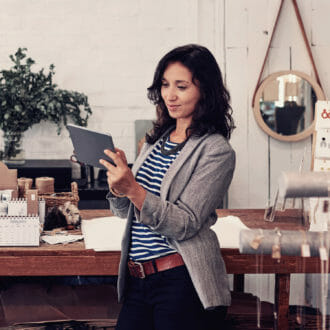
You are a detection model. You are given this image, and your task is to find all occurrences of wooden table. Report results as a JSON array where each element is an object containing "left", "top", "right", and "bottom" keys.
[{"left": 0, "top": 209, "right": 328, "bottom": 330}]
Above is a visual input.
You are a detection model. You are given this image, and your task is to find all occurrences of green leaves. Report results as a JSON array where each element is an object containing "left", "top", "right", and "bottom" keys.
[{"left": 0, "top": 47, "right": 92, "bottom": 159}]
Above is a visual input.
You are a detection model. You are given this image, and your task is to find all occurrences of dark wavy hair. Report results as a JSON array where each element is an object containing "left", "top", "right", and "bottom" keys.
[{"left": 146, "top": 44, "right": 235, "bottom": 144}]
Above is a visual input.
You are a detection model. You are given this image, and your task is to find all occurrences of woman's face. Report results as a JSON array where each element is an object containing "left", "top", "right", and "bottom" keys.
[{"left": 161, "top": 62, "right": 201, "bottom": 126}]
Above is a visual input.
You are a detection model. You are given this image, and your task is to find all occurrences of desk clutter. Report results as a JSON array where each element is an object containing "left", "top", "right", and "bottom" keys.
[{"left": 0, "top": 161, "right": 81, "bottom": 246}]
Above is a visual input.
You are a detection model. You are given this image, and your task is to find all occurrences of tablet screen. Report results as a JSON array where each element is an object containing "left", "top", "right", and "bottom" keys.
[{"left": 67, "top": 124, "right": 115, "bottom": 169}]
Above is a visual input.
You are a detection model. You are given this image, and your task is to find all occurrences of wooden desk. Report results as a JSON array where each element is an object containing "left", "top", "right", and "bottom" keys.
[{"left": 0, "top": 209, "right": 328, "bottom": 330}]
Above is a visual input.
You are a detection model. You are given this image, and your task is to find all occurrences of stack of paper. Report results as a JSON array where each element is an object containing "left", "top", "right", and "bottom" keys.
[
  {"left": 212, "top": 216, "right": 250, "bottom": 249},
  {"left": 81, "top": 216, "right": 126, "bottom": 251},
  {"left": 41, "top": 234, "right": 84, "bottom": 245},
  {"left": 81, "top": 215, "right": 249, "bottom": 251}
]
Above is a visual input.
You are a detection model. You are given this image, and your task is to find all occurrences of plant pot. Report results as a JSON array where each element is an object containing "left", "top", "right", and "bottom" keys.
[{"left": 1, "top": 132, "right": 25, "bottom": 165}]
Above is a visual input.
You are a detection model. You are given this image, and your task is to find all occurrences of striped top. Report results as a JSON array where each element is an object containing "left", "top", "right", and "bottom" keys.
[{"left": 129, "top": 137, "right": 180, "bottom": 261}]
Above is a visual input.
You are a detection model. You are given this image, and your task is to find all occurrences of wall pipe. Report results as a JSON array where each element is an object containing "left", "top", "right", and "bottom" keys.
[{"left": 239, "top": 229, "right": 329, "bottom": 257}]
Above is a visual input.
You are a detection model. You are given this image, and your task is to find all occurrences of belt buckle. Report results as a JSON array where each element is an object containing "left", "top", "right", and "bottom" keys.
[{"left": 129, "top": 261, "right": 146, "bottom": 279}]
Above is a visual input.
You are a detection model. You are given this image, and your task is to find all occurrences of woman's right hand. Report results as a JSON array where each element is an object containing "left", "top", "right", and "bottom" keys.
[
  {"left": 114, "top": 147, "right": 128, "bottom": 165},
  {"left": 101, "top": 148, "right": 136, "bottom": 198},
  {"left": 100, "top": 148, "right": 146, "bottom": 210}
]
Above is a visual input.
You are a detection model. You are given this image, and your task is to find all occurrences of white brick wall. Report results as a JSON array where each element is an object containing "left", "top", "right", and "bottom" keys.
[{"left": 0, "top": 0, "right": 199, "bottom": 163}]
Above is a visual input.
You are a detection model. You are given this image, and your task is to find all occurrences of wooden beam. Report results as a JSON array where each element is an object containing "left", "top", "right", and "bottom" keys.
[{"left": 274, "top": 274, "right": 290, "bottom": 330}]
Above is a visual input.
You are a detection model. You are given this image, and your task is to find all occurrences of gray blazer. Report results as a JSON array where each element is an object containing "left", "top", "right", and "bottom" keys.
[{"left": 107, "top": 128, "right": 235, "bottom": 309}]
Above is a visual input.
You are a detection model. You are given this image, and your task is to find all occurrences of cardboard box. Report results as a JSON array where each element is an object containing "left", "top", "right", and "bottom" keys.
[{"left": 0, "top": 162, "right": 18, "bottom": 198}]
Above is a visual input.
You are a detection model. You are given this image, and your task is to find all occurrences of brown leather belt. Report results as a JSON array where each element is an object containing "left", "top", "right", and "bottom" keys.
[{"left": 128, "top": 253, "right": 184, "bottom": 279}]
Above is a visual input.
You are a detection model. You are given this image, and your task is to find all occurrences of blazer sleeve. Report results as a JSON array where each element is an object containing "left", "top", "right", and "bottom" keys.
[
  {"left": 136, "top": 137, "right": 236, "bottom": 241},
  {"left": 106, "top": 192, "right": 130, "bottom": 219}
]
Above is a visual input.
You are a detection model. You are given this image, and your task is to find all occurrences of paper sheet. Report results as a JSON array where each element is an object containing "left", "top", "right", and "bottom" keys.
[
  {"left": 81, "top": 216, "right": 126, "bottom": 251},
  {"left": 41, "top": 234, "right": 84, "bottom": 245},
  {"left": 212, "top": 216, "right": 251, "bottom": 249},
  {"left": 81, "top": 215, "right": 250, "bottom": 251}
]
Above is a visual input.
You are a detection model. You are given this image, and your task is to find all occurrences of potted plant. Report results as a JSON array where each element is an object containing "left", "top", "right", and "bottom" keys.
[{"left": 0, "top": 48, "right": 92, "bottom": 164}]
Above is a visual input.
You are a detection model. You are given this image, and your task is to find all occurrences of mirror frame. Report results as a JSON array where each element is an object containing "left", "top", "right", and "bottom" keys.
[{"left": 253, "top": 70, "right": 326, "bottom": 142}]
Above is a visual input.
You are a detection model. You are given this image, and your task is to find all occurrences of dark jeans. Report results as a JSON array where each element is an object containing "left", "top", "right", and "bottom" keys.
[{"left": 115, "top": 265, "right": 228, "bottom": 330}]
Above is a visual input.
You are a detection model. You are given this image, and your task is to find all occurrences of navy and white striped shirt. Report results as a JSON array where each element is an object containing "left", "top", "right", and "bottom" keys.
[{"left": 129, "top": 137, "right": 180, "bottom": 261}]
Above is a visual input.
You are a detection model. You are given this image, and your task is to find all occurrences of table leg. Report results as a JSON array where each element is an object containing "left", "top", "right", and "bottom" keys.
[
  {"left": 233, "top": 274, "right": 244, "bottom": 292},
  {"left": 274, "top": 273, "right": 290, "bottom": 330}
]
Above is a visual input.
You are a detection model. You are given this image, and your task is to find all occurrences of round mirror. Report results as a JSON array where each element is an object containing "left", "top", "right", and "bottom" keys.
[{"left": 253, "top": 70, "right": 326, "bottom": 141}]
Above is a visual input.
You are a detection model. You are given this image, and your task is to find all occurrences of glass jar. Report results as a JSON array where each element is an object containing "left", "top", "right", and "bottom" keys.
[{"left": 2, "top": 131, "right": 25, "bottom": 165}]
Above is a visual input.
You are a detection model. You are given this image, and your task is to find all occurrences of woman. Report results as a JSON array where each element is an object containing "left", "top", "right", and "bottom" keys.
[{"left": 100, "top": 44, "right": 235, "bottom": 330}]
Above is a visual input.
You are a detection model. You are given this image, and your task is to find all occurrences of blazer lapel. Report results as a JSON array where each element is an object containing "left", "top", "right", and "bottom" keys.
[{"left": 160, "top": 134, "right": 208, "bottom": 200}]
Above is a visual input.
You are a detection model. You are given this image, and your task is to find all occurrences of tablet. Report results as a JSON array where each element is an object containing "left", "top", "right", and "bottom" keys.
[{"left": 67, "top": 124, "right": 115, "bottom": 169}]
